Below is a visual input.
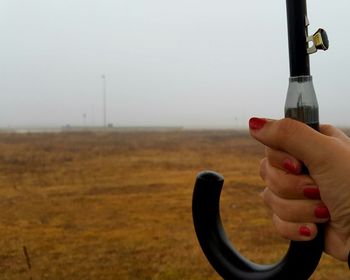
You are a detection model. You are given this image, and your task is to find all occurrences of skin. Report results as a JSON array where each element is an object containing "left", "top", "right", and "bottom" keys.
[{"left": 249, "top": 117, "right": 350, "bottom": 262}]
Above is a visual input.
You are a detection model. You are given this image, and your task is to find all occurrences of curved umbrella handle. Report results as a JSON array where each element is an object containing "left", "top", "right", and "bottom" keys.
[{"left": 192, "top": 171, "right": 324, "bottom": 280}]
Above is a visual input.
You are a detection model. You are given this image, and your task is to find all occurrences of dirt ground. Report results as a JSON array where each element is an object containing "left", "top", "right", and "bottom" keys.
[{"left": 0, "top": 130, "right": 347, "bottom": 279}]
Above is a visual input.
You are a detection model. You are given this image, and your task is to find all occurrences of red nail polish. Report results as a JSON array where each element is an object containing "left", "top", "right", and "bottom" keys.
[
  {"left": 303, "top": 188, "right": 321, "bottom": 200},
  {"left": 283, "top": 159, "right": 300, "bottom": 174},
  {"left": 249, "top": 118, "right": 267, "bottom": 130},
  {"left": 315, "top": 206, "right": 330, "bottom": 219},
  {"left": 299, "top": 226, "right": 311, "bottom": 237}
]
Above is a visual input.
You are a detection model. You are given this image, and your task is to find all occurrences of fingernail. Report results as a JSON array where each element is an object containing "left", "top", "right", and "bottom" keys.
[
  {"left": 299, "top": 225, "right": 311, "bottom": 237},
  {"left": 283, "top": 159, "right": 300, "bottom": 174},
  {"left": 315, "top": 205, "right": 330, "bottom": 219},
  {"left": 303, "top": 188, "right": 321, "bottom": 200},
  {"left": 249, "top": 118, "right": 267, "bottom": 130}
]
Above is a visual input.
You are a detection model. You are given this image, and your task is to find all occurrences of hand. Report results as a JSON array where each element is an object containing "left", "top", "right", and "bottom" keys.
[{"left": 249, "top": 117, "right": 350, "bottom": 262}]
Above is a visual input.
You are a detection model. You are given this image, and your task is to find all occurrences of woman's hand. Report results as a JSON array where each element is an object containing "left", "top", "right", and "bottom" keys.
[{"left": 249, "top": 117, "right": 350, "bottom": 262}]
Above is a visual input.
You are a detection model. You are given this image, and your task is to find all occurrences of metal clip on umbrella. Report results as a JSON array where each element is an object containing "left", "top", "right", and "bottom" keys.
[{"left": 192, "top": 0, "right": 329, "bottom": 279}]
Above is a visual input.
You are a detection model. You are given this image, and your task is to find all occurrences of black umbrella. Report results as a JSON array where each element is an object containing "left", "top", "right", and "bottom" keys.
[{"left": 192, "top": 0, "right": 329, "bottom": 279}]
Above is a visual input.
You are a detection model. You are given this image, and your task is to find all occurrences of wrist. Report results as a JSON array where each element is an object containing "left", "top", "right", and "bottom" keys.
[
  {"left": 343, "top": 235, "right": 350, "bottom": 267},
  {"left": 342, "top": 235, "right": 350, "bottom": 263},
  {"left": 324, "top": 227, "right": 350, "bottom": 262}
]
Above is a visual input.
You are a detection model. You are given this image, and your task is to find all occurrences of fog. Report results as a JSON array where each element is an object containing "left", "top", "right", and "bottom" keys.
[{"left": 2, "top": 0, "right": 350, "bottom": 128}]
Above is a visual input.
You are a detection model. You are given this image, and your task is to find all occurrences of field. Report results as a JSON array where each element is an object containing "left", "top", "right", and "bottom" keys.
[{"left": 0, "top": 130, "right": 348, "bottom": 279}]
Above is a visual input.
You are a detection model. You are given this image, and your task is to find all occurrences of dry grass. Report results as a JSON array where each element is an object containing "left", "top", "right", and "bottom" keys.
[{"left": 0, "top": 130, "right": 347, "bottom": 279}]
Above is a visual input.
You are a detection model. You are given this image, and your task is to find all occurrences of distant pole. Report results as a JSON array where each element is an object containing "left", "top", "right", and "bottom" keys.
[
  {"left": 102, "top": 75, "right": 107, "bottom": 127},
  {"left": 83, "top": 113, "right": 87, "bottom": 127}
]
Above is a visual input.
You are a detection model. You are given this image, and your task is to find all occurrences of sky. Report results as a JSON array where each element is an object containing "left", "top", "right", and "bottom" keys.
[{"left": 2, "top": 0, "right": 350, "bottom": 128}]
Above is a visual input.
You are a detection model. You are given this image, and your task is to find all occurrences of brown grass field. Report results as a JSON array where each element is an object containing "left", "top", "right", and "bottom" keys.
[{"left": 0, "top": 130, "right": 348, "bottom": 279}]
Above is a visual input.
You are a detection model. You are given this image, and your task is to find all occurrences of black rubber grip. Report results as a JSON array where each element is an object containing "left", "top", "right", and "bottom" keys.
[{"left": 192, "top": 171, "right": 323, "bottom": 279}]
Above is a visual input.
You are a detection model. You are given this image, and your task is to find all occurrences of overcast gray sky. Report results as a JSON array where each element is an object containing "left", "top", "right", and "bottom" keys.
[{"left": 1, "top": 0, "right": 350, "bottom": 128}]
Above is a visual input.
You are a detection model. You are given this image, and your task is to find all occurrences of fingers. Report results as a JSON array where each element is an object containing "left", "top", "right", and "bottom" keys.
[
  {"left": 260, "top": 162, "right": 326, "bottom": 241},
  {"left": 250, "top": 117, "right": 342, "bottom": 243},
  {"left": 260, "top": 158, "right": 319, "bottom": 200},
  {"left": 261, "top": 188, "right": 329, "bottom": 223},
  {"left": 264, "top": 147, "right": 302, "bottom": 174},
  {"left": 249, "top": 118, "right": 330, "bottom": 168},
  {"left": 272, "top": 214, "right": 318, "bottom": 241}
]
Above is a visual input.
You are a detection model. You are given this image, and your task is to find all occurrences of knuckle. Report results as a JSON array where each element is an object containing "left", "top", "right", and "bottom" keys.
[
  {"left": 261, "top": 188, "right": 272, "bottom": 207},
  {"left": 279, "top": 230, "right": 291, "bottom": 240},
  {"left": 266, "top": 168, "right": 289, "bottom": 198},
  {"left": 275, "top": 174, "right": 305, "bottom": 198},
  {"left": 275, "top": 118, "right": 301, "bottom": 144},
  {"left": 272, "top": 215, "right": 290, "bottom": 240},
  {"left": 259, "top": 158, "right": 268, "bottom": 180},
  {"left": 273, "top": 182, "right": 289, "bottom": 199},
  {"left": 265, "top": 147, "right": 279, "bottom": 163},
  {"left": 320, "top": 124, "right": 333, "bottom": 134}
]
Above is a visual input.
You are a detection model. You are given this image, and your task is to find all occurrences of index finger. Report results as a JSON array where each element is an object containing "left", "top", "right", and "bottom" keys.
[{"left": 249, "top": 118, "right": 330, "bottom": 169}]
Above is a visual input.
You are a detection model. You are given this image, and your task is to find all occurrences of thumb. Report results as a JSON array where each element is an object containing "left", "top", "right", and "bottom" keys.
[{"left": 249, "top": 117, "right": 330, "bottom": 168}]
